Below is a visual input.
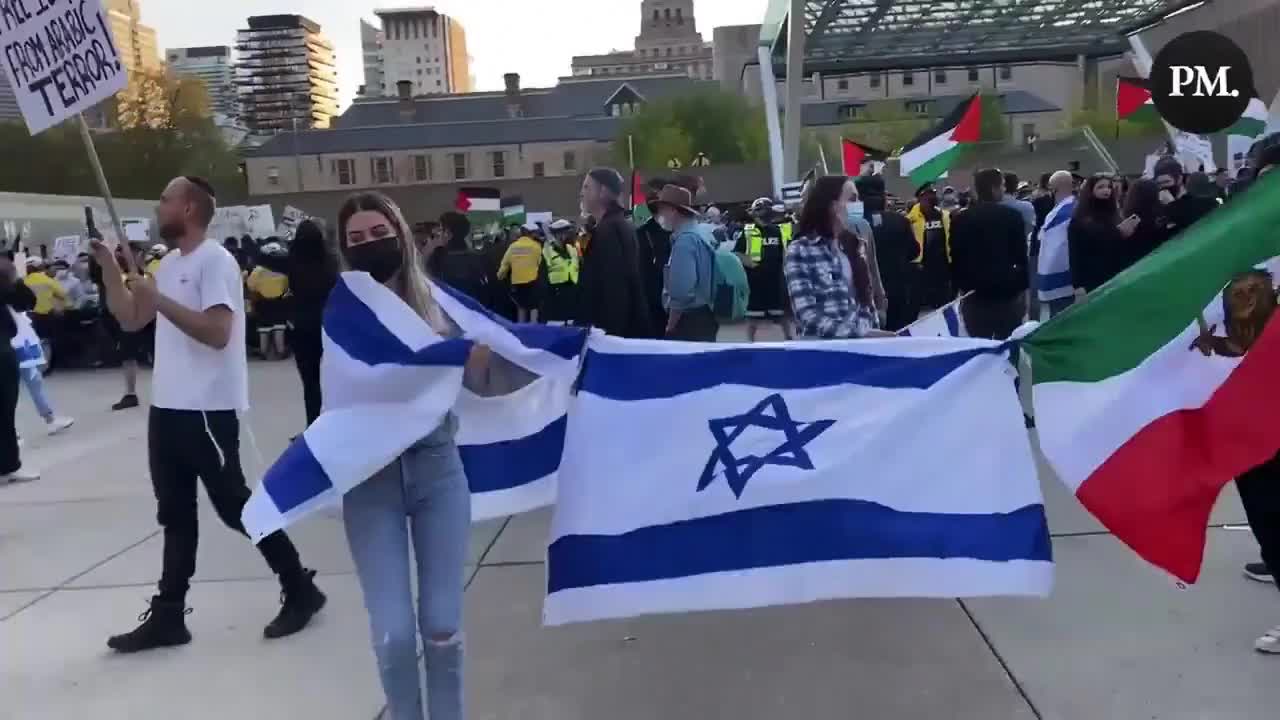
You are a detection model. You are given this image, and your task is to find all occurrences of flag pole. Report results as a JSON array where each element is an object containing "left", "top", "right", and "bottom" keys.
[
  {"left": 77, "top": 113, "right": 138, "bottom": 275},
  {"left": 627, "top": 134, "right": 636, "bottom": 208}
]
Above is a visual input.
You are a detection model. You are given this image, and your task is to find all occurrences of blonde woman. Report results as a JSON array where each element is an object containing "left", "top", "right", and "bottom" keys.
[{"left": 336, "top": 192, "right": 488, "bottom": 720}]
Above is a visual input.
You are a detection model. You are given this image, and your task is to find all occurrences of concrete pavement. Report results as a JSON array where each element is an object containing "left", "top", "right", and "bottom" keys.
[{"left": 2, "top": 352, "right": 1277, "bottom": 720}]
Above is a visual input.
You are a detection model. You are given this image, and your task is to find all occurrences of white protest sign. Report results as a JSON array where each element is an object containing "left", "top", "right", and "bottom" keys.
[
  {"left": 209, "top": 205, "right": 277, "bottom": 241},
  {"left": 122, "top": 217, "right": 149, "bottom": 243},
  {"left": 1172, "top": 131, "right": 1216, "bottom": 174},
  {"left": 275, "top": 205, "right": 307, "bottom": 238},
  {"left": 0, "top": 0, "right": 129, "bottom": 135},
  {"left": 13, "top": 251, "right": 25, "bottom": 278},
  {"left": 52, "top": 234, "right": 79, "bottom": 262}
]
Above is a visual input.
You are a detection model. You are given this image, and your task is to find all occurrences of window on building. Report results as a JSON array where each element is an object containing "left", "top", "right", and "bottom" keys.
[
  {"left": 653, "top": 9, "right": 659, "bottom": 22},
  {"left": 1022, "top": 123, "right": 1037, "bottom": 141},
  {"left": 417, "top": 69, "right": 423, "bottom": 76},
  {"left": 563, "top": 150, "right": 577, "bottom": 172},
  {"left": 837, "top": 78, "right": 849, "bottom": 91},
  {"left": 452, "top": 153, "right": 468, "bottom": 180},
  {"left": 436, "top": 80, "right": 442, "bottom": 87},
  {"left": 665, "top": 47, "right": 672, "bottom": 57},
  {"left": 492, "top": 151, "right": 506, "bottom": 178},
  {"left": 870, "top": 73, "right": 881, "bottom": 89},
  {"left": 266, "top": 166, "right": 280, "bottom": 186},
  {"left": 413, "top": 154, "right": 431, "bottom": 182},
  {"left": 416, "top": 56, "right": 421, "bottom": 64},
  {"left": 935, "top": 70, "right": 947, "bottom": 84},
  {"left": 999, "top": 65, "right": 1013, "bottom": 81},
  {"left": 412, "top": 22, "right": 419, "bottom": 39},
  {"left": 903, "top": 72, "right": 914, "bottom": 86},
  {"left": 838, "top": 104, "right": 860, "bottom": 120},
  {"left": 906, "top": 100, "right": 931, "bottom": 114},
  {"left": 968, "top": 68, "right": 980, "bottom": 82},
  {"left": 333, "top": 158, "right": 355, "bottom": 186},
  {"left": 533, "top": 161, "right": 546, "bottom": 178},
  {"left": 664, "top": 8, "right": 671, "bottom": 20},
  {"left": 372, "top": 156, "right": 394, "bottom": 184}
]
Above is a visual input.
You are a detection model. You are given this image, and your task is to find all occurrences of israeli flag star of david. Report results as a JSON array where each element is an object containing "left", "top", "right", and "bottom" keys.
[{"left": 543, "top": 334, "right": 1052, "bottom": 625}]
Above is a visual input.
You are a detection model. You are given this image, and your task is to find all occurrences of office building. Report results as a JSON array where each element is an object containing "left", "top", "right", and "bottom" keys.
[
  {"left": 370, "top": 7, "right": 472, "bottom": 96},
  {"left": 104, "top": 0, "right": 162, "bottom": 76},
  {"left": 166, "top": 46, "right": 237, "bottom": 119},
  {"left": 359, "top": 20, "right": 385, "bottom": 98},
  {"left": 235, "top": 15, "right": 340, "bottom": 132},
  {"left": 571, "top": 0, "right": 713, "bottom": 80}
]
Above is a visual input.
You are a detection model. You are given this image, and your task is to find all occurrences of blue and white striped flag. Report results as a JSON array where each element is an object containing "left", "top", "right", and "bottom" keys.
[
  {"left": 898, "top": 294, "right": 969, "bottom": 337},
  {"left": 243, "top": 273, "right": 587, "bottom": 541},
  {"left": 1037, "top": 198, "right": 1075, "bottom": 303},
  {"left": 544, "top": 335, "right": 1051, "bottom": 625}
]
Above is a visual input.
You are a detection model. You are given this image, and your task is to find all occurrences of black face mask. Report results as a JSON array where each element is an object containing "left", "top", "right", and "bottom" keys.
[{"left": 344, "top": 238, "right": 403, "bottom": 283}]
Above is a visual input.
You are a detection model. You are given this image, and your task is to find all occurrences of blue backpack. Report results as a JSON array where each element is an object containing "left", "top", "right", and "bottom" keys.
[{"left": 709, "top": 240, "right": 749, "bottom": 323}]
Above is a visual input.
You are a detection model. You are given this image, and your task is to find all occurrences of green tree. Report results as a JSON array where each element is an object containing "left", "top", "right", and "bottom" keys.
[
  {"left": 1068, "top": 109, "right": 1165, "bottom": 139},
  {"left": 616, "top": 89, "right": 769, "bottom": 168},
  {"left": 978, "top": 94, "right": 1007, "bottom": 142},
  {"left": 843, "top": 100, "right": 930, "bottom": 152}
]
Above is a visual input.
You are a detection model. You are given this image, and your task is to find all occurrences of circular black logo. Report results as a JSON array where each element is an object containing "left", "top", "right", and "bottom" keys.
[{"left": 1150, "top": 30, "right": 1254, "bottom": 135}]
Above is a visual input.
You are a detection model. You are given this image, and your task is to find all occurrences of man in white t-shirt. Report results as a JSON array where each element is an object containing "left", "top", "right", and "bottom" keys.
[{"left": 92, "top": 176, "right": 325, "bottom": 654}]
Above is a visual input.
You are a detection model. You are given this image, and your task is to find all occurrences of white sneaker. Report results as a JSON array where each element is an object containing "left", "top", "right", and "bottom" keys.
[
  {"left": 1256, "top": 625, "right": 1280, "bottom": 654},
  {"left": 15, "top": 432, "right": 23, "bottom": 448},
  {"left": 45, "top": 416, "right": 74, "bottom": 435},
  {"left": 2, "top": 467, "right": 40, "bottom": 484}
]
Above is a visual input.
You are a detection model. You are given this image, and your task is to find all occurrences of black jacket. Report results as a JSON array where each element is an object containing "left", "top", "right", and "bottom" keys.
[
  {"left": 865, "top": 206, "right": 916, "bottom": 301},
  {"left": 0, "top": 277, "right": 35, "bottom": 340},
  {"left": 430, "top": 247, "right": 495, "bottom": 310},
  {"left": 634, "top": 218, "right": 671, "bottom": 338},
  {"left": 1162, "top": 194, "right": 1219, "bottom": 238},
  {"left": 950, "top": 203, "right": 1028, "bottom": 302},
  {"left": 575, "top": 206, "right": 652, "bottom": 339},
  {"left": 1068, "top": 214, "right": 1128, "bottom": 293}
]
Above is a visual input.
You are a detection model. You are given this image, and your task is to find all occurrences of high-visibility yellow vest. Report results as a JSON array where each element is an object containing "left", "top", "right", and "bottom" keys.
[
  {"left": 543, "top": 242, "right": 579, "bottom": 285},
  {"left": 744, "top": 223, "right": 792, "bottom": 261}
]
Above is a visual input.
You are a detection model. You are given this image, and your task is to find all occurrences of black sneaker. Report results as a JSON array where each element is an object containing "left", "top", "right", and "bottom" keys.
[
  {"left": 264, "top": 569, "right": 326, "bottom": 639},
  {"left": 111, "top": 394, "right": 140, "bottom": 411},
  {"left": 1244, "top": 562, "right": 1273, "bottom": 583},
  {"left": 107, "top": 596, "right": 192, "bottom": 653}
]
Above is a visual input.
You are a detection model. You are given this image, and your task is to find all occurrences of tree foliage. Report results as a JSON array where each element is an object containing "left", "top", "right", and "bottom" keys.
[
  {"left": 840, "top": 100, "right": 931, "bottom": 153},
  {"left": 616, "top": 89, "right": 769, "bottom": 168},
  {"left": 114, "top": 70, "right": 212, "bottom": 131},
  {"left": 1068, "top": 109, "right": 1165, "bottom": 139},
  {"left": 978, "top": 94, "right": 1007, "bottom": 142}
]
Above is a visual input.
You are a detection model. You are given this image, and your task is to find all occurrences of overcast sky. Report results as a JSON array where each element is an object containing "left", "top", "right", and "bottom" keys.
[{"left": 144, "top": 0, "right": 769, "bottom": 109}]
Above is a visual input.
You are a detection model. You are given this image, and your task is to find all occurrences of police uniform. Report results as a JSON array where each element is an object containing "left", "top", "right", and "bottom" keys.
[{"left": 733, "top": 221, "right": 792, "bottom": 317}]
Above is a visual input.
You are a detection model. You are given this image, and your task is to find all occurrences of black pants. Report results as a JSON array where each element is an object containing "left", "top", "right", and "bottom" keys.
[
  {"left": 1238, "top": 450, "right": 1280, "bottom": 592},
  {"left": 0, "top": 346, "right": 19, "bottom": 475},
  {"left": 961, "top": 294, "right": 1027, "bottom": 340},
  {"left": 885, "top": 266, "right": 924, "bottom": 332},
  {"left": 667, "top": 306, "right": 719, "bottom": 342},
  {"left": 291, "top": 328, "right": 323, "bottom": 427},
  {"left": 148, "top": 407, "right": 306, "bottom": 601}
]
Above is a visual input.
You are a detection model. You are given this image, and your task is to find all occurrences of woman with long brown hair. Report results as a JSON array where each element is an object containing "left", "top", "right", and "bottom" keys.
[{"left": 1068, "top": 173, "right": 1130, "bottom": 293}]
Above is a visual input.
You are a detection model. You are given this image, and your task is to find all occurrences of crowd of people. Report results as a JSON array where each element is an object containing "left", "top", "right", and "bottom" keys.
[{"left": 0, "top": 127, "right": 1276, "bottom": 720}]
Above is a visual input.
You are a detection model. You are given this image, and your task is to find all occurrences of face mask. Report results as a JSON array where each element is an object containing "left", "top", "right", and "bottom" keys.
[
  {"left": 656, "top": 214, "right": 674, "bottom": 232},
  {"left": 344, "top": 237, "right": 403, "bottom": 283},
  {"left": 846, "top": 201, "right": 864, "bottom": 225}
]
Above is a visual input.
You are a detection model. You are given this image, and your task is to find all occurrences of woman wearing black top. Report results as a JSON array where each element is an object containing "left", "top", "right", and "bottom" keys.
[
  {"left": 0, "top": 256, "right": 38, "bottom": 483},
  {"left": 1068, "top": 174, "right": 1131, "bottom": 293},
  {"left": 1118, "top": 179, "right": 1169, "bottom": 271},
  {"left": 287, "top": 220, "right": 338, "bottom": 428}
]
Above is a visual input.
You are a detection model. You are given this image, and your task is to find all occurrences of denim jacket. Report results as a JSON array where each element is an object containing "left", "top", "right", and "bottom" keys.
[{"left": 663, "top": 222, "right": 716, "bottom": 311}]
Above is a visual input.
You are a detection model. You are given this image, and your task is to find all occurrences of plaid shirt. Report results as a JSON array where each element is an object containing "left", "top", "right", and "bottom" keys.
[{"left": 783, "top": 234, "right": 874, "bottom": 339}]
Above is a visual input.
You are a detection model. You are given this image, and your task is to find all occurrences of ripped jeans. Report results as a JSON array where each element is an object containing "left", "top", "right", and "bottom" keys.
[{"left": 343, "top": 423, "right": 471, "bottom": 720}]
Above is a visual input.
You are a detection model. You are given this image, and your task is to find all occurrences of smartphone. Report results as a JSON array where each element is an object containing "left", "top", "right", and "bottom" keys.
[{"left": 84, "top": 206, "right": 100, "bottom": 240}]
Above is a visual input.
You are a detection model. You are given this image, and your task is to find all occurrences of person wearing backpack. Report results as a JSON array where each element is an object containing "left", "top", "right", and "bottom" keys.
[{"left": 653, "top": 184, "right": 719, "bottom": 341}]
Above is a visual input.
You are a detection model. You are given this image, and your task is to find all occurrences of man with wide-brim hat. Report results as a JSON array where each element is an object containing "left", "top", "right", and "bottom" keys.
[{"left": 651, "top": 184, "right": 719, "bottom": 342}]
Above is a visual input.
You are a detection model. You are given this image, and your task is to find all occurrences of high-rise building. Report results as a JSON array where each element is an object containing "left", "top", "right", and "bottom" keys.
[
  {"left": 0, "top": 78, "right": 20, "bottom": 124},
  {"left": 166, "top": 46, "right": 237, "bottom": 119},
  {"left": 359, "top": 20, "right": 385, "bottom": 98},
  {"left": 104, "top": 0, "right": 162, "bottom": 76},
  {"left": 371, "top": 7, "right": 472, "bottom": 96},
  {"left": 571, "top": 0, "right": 713, "bottom": 80},
  {"left": 235, "top": 15, "right": 340, "bottom": 132}
]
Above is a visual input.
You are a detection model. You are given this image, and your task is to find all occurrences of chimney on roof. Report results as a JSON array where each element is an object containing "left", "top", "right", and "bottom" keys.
[
  {"left": 396, "top": 80, "right": 413, "bottom": 101},
  {"left": 504, "top": 73, "right": 524, "bottom": 118},
  {"left": 396, "top": 81, "right": 415, "bottom": 122}
]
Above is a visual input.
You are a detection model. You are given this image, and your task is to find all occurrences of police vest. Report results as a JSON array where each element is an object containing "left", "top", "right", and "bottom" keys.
[
  {"left": 543, "top": 243, "right": 579, "bottom": 285},
  {"left": 744, "top": 223, "right": 792, "bottom": 261}
]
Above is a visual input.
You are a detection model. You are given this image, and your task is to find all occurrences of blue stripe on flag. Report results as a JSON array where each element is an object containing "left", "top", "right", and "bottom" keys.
[
  {"left": 460, "top": 415, "right": 567, "bottom": 493},
  {"left": 580, "top": 345, "right": 1002, "bottom": 401},
  {"left": 547, "top": 500, "right": 1051, "bottom": 593},
  {"left": 1036, "top": 270, "right": 1072, "bottom": 291},
  {"left": 434, "top": 281, "right": 584, "bottom": 360},
  {"left": 1042, "top": 202, "right": 1073, "bottom": 232},
  {"left": 263, "top": 436, "right": 334, "bottom": 514},
  {"left": 325, "top": 280, "right": 472, "bottom": 367},
  {"left": 943, "top": 305, "right": 961, "bottom": 336}
]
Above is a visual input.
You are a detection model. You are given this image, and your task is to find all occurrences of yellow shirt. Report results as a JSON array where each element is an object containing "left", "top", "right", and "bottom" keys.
[
  {"left": 498, "top": 236, "right": 543, "bottom": 286},
  {"left": 247, "top": 266, "right": 288, "bottom": 300},
  {"left": 24, "top": 272, "right": 67, "bottom": 315},
  {"left": 146, "top": 258, "right": 162, "bottom": 276}
]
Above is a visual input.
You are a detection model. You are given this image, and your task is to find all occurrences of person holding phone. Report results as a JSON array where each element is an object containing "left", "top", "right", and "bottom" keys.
[{"left": 1068, "top": 173, "right": 1129, "bottom": 294}]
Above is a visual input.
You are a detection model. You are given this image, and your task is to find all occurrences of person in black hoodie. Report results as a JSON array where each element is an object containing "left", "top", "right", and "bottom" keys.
[
  {"left": 575, "top": 168, "right": 652, "bottom": 339},
  {"left": 1117, "top": 178, "right": 1169, "bottom": 270},
  {"left": 429, "top": 211, "right": 494, "bottom": 310},
  {"left": 856, "top": 175, "right": 917, "bottom": 331},
  {"left": 950, "top": 168, "right": 1028, "bottom": 340},
  {"left": 287, "top": 220, "right": 338, "bottom": 428},
  {"left": 1068, "top": 173, "right": 1129, "bottom": 293},
  {"left": 1153, "top": 157, "right": 1219, "bottom": 238},
  {"left": 634, "top": 176, "right": 672, "bottom": 338}
]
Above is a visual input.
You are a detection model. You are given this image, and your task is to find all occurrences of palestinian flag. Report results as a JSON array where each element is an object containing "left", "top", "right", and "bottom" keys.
[
  {"left": 1227, "top": 95, "right": 1269, "bottom": 139},
  {"left": 1024, "top": 171, "right": 1280, "bottom": 584},
  {"left": 898, "top": 93, "right": 980, "bottom": 187},
  {"left": 630, "top": 170, "right": 651, "bottom": 226},
  {"left": 501, "top": 195, "right": 526, "bottom": 226},
  {"left": 1117, "top": 76, "right": 1157, "bottom": 123},
  {"left": 841, "top": 138, "right": 888, "bottom": 176},
  {"left": 455, "top": 187, "right": 501, "bottom": 214}
]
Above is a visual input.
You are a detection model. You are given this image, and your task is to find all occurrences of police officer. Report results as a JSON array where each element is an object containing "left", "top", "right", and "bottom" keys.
[
  {"left": 734, "top": 198, "right": 793, "bottom": 341},
  {"left": 540, "top": 219, "right": 580, "bottom": 325}
]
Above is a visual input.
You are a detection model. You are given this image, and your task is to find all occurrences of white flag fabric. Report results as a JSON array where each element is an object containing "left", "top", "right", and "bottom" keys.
[
  {"left": 1036, "top": 197, "right": 1075, "bottom": 303},
  {"left": 1173, "top": 131, "right": 1216, "bottom": 174},
  {"left": 543, "top": 335, "right": 1053, "bottom": 625},
  {"left": 898, "top": 295, "right": 968, "bottom": 337},
  {"left": 242, "top": 273, "right": 471, "bottom": 542}
]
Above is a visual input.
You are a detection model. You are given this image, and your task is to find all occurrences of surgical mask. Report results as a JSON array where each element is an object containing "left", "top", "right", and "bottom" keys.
[
  {"left": 656, "top": 214, "right": 674, "bottom": 232},
  {"left": 343, "top": 237, "right": 403, "bottom": 283},
  {"left": 845, "top": 201, "right": 864, "bottom": 226}
]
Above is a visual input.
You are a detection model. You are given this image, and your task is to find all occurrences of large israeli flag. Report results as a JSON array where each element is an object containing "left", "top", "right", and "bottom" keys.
[
  {"left": 1037, "top": 197, "right": 1075, "bottom": 303},
  {"left": 544, "top": 335, "right": 1052, "bottom": 625}
]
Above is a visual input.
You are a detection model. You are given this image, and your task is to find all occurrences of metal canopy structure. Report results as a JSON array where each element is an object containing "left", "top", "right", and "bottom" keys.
[{"left": 766, "top": 0, "right": 1210, "bottom": 74}]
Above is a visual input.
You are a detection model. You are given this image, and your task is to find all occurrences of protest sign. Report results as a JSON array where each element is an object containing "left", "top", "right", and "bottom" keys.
[
  {"left": 275, "top": 205, "right": 307, "bottom": 239},
  {"left": 122, "top": 217, "right": 149, "bottom": 244},
  {"left": 0, "top": 0, "right": 129, "bottom": 135},
  {"left": 52, "top": 234, "right": 80, "bottom": 262}
]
